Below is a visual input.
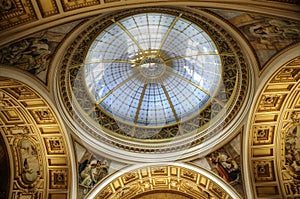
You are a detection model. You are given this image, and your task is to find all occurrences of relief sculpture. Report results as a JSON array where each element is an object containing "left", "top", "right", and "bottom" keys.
[
  {"left": 0, "top": 25, "right": 76, "bottom": 82},
  {"left": 19, "top": 139, "right": 40, "bottom": 184},
  {"left": 285, "top": 126, "right": 300, "bottom": 179},
  {"left": 0, "top": 37, "right": 51, "bottom": 75}
]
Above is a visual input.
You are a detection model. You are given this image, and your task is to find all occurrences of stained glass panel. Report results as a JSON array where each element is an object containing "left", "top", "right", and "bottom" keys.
[{"left": 85, "top": 13, "right": 222, "bottom": 126}]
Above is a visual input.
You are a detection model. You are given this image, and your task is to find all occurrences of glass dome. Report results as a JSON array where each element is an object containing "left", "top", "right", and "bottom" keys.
[{"left": 84, "top": 13, "right": 222, "bottom": 127}]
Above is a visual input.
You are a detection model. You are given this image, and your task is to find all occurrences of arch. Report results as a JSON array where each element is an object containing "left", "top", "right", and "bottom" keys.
[
  {"left": 244, "top": 44, "right": 300, "bottom": 198},
  {"left": 87, "top": 162, "right": 241, "bottom": 199},
  {"left": 0, "top": 65, "right": 78, "bottom": 199}
]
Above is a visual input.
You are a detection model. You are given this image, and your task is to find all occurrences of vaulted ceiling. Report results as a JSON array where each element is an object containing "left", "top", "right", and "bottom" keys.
[{"left": 0, "top": 1, "right": 299, "bottom": 199}]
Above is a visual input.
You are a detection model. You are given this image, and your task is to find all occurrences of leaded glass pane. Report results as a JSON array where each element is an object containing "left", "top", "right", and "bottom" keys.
[{"left": 85, "top": 13, "right": 222, "bottom": 126}]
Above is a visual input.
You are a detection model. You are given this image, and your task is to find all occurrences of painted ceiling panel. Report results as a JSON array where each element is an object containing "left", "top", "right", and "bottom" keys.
[
  {"left": 0, "top": 19, "right": 84, "bottom": 83},
  {"left": 210, "top": 9, "right": 300, "bottom": 70}
]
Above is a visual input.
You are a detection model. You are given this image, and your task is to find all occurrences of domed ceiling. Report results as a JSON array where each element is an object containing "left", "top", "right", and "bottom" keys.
[
  {"left": 85, "top": 12, "right": 222, "bottom": 128},
  {"left": 0, "top": 0, "right": 299, "bottom": 199},
  {"left": 57, "top": 7, "right": 250, "bottom": 162}
]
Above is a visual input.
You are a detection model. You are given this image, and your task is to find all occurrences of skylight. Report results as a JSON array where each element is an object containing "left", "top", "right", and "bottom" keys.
[{"left": 84, "top": 12, "right": 222, "bottom": 127}]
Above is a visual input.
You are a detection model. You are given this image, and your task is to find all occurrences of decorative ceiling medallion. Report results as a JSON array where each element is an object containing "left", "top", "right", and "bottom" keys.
[{"left": 57, "top": 7, "right": 249, "bottom": 156}]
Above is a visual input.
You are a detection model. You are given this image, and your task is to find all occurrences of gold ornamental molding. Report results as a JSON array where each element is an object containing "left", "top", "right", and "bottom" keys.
[
  {"left": 87, "top": 163, "right": 241, "bottom": 199},
  {"left": 0, "top": 76, "right": 73, "bottom": 199},
  {"left": 247, "top": 56, "right": 300, "bottom": 198}
]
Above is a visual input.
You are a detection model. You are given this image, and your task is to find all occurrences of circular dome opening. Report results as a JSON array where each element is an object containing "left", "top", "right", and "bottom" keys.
[
  {"left": 59, "top": 7, "right": 248, "bottom": 156},
  {"left": 84, "top": 13, "right": 222, "bottom": 128}
]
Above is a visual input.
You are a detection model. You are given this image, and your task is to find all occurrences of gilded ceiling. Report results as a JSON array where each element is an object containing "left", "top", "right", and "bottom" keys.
[
  {"left": 0, "top": 130, "right": 9, "bottom": 199},
  {"left": 247, "top": 57, "right": 300, "bottom": 198},
  {"left": 0, "top": 1, "right": 299, "bottom": 199},
  {"left": 88, "top": 163, "right": 241, "bottom": 199},
  {"left": 0, "top": 77, "right": 73, "bottom": 199}
]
